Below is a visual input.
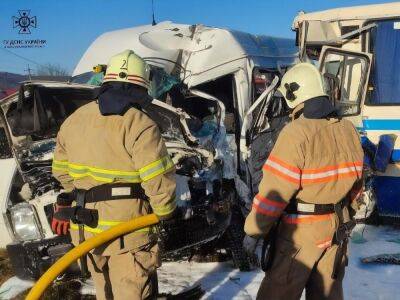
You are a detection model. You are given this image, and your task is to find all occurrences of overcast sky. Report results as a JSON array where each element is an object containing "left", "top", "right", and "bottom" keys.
[{"left": 0, "top": 0, "right": 395, "bottom": 75}]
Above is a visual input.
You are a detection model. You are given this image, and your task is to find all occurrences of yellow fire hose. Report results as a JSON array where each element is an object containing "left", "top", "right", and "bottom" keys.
[{"left": 26, "top": 214, "right": 160, "bottom": 300}]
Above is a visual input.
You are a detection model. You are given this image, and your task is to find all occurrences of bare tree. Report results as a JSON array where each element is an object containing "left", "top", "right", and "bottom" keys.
[{"left": 35, "top": 63, "right": 70, "bottom": 77}]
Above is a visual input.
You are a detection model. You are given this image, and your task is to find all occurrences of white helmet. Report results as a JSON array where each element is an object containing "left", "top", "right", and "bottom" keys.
[
  {"left": 278, "top": 62, "right": 328, "bottom": 109},
  {"left": 103, "top": 50, "right": 150, "bottom": 89}
]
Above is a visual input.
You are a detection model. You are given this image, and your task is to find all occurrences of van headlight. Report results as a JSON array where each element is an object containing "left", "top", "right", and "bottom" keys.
[{"left": 9, "top": 203, "right": 42, "bottom": 241}]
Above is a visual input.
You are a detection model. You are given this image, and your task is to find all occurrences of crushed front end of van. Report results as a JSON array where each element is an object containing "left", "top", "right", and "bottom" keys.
[{"left": 0, "top": 22, "right": 296, "bottom": 279}]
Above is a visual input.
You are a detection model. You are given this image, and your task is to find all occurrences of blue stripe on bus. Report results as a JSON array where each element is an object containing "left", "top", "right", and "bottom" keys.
[
  {"left": 362, "top": 119, "right": 400, "bottom": 130},
  {"left": 359, "top": 120, "right": 400, "bottom": 161}
]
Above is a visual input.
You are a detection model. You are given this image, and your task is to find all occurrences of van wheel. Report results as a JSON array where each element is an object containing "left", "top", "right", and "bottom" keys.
[{"left": 224, "top": 211, "right": 252, "bottom": 271}]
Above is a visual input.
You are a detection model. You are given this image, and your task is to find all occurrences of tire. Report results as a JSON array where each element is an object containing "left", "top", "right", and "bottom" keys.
[{"left": 224, "top": 210, "right": 252, "bottom": 271}]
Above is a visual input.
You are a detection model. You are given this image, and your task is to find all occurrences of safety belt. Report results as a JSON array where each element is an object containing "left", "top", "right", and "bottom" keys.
[
  {"left": 286, "top": 196, "right": 357, "bottom": 279},
  {"left": 331, "top": 202, "right": 356, "bottom": 279},
  {"left": 75, "top": 190, "right": 90, "bottom": 279},
  {"left": 285, "top": 199, "right": 349, "bottom": 215},
  {"left": 79, "top": 182, "right": 147, "bottom": 203},
  {"left": 68, "top": 182, "right": 146, "bottom": 279}
]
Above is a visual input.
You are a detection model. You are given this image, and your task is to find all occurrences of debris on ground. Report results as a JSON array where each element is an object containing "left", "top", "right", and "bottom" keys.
[
  {"left": 158, "top": 285, "right": 204, "bottom": 299},
  {"left": 361, "top": 253, "right": 400, "bottom": 265},
  {"left": 1, "top": 225, "right": 400, "bottom": 299}
]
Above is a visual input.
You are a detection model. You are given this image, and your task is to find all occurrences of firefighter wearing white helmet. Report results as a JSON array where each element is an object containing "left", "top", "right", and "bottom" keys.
[
  {"left": 52, "top": 50, "right": 177, "bottom": 299},
  {"left": 103, "top": 49, "right": 151, "bottom": 89},
  {"left": 244, "top": 62, "right": 363, "bottom": 300},
  {"left": 277, "top": 62, "right": 328, "bottom": 109}
]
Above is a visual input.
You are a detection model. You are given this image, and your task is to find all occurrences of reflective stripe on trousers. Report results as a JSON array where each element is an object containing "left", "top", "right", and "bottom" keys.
[
  {"left": 282, "top": 213, "right": 334, "bottom": 250},
  {"left": 282, "top": 213, "right": 333, "bottom": 224}
]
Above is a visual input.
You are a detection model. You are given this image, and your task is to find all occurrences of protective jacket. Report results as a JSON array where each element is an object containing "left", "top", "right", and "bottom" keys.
[
  {"left": 245, "top": 105, "right": 363, "bottom": 299},
  {"left": 52, "top": 101, "right": 176, "bottom": 255},
  {"left": 244, "top": 110, "right": 363, "bottom": 238}
]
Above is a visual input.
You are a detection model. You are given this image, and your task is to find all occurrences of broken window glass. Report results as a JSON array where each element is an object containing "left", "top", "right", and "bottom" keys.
[{"left": 148, "top": 66, "right": 180, "bottom": 99}]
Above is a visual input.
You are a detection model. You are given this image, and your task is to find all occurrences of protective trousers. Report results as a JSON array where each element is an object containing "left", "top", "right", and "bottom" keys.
[
  {"left": 257, "top": 213, "right": 347, "bottom": 300},
  {"left": 87, "top": 243, "right": 160, "bottom": 300}
]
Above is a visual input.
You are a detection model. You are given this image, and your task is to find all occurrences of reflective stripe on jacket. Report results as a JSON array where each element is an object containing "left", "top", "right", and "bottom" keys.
[
  {"left": 244, "top": 114, "right": 363, "bottom": 238},
  {"left": 52, "top": 101, "right": 176, "bottom": 255},
  {"left": 52, "top": 155, "right": 174, "bottom": 184}
]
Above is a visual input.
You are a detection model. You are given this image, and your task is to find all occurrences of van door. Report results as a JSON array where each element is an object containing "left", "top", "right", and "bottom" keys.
[
  {"left": 318, "top": 46, "right": 372, "bottom": 127},
  {"left": 240, "top": 76, "right": 279, "bottom": 160},
  {"left": 240, "top": 76, "right": 289, "bottom": 194}
]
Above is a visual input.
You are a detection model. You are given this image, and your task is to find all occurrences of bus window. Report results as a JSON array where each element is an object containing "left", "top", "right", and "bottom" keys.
[{"left": 368, "top": 20, "right": 400, "bottom": 105}]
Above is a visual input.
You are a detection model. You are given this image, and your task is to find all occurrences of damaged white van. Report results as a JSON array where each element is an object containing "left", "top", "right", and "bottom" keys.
[{"left": 0, "top": 22, "right": 297, "bottom": 279}]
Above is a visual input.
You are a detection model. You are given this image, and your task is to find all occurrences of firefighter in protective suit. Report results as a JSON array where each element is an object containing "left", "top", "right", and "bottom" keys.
[
  {"left": 244, "top": 62, "right": 363, "bottom": 300},
  {"left": 51, "top": 50, "right": 176, "bottom": 300}
]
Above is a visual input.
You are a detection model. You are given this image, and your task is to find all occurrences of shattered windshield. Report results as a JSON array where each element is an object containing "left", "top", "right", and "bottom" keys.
[
  {"left": 148, "top": 66, "right": 180, "bottom": 99},
  {"left": 144, "top": 102, "right": 188, "bottom": 143},
  {"left": 71, "top": 65, "right": 181, "bottom": 96},
  {"left": 71, "top": 72, "right": 96, "bottom": 84}
]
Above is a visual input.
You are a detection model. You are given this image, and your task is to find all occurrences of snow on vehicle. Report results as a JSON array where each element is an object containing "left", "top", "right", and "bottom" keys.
[
  {"left": 0, "top": 22, "right": 297, "bottom": 279},
  {"left": 293, "top": 2, "right": 400, "bottom": 222}
]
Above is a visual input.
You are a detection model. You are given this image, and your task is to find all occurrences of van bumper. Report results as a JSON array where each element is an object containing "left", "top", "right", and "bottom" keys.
[{"left": 6, "top": 235, "right": 79, "bottom": 280}]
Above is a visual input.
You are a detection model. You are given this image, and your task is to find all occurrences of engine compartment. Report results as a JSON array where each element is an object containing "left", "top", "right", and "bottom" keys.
[
  {"left": 1, "top": 80, "right": 240, "bottom": 230},
  {"left": 1, "top": 83, "right": 250, "bottom": 271}
]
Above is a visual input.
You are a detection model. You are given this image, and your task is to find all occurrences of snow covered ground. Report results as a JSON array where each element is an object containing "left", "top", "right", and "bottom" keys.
[
  {"left": 1, "top": 224, "right": 399, "bottom": 299},
  {"left": 159, "top": 224, "right": 400, "bottom": 299}
]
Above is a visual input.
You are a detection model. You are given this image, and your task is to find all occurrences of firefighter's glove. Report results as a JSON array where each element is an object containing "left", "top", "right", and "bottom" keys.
[
  {"left": 52, "top": 204, "right": 72, "bottom": 235},
  {"left": 56, "top": 192, "right": 74, "bottom": 206},
  {"left": 51, "top": 192, "right": 74, "bottom": 235},
  {"left": 74, "top": 207, "right": 99, "bottom": 228}
]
